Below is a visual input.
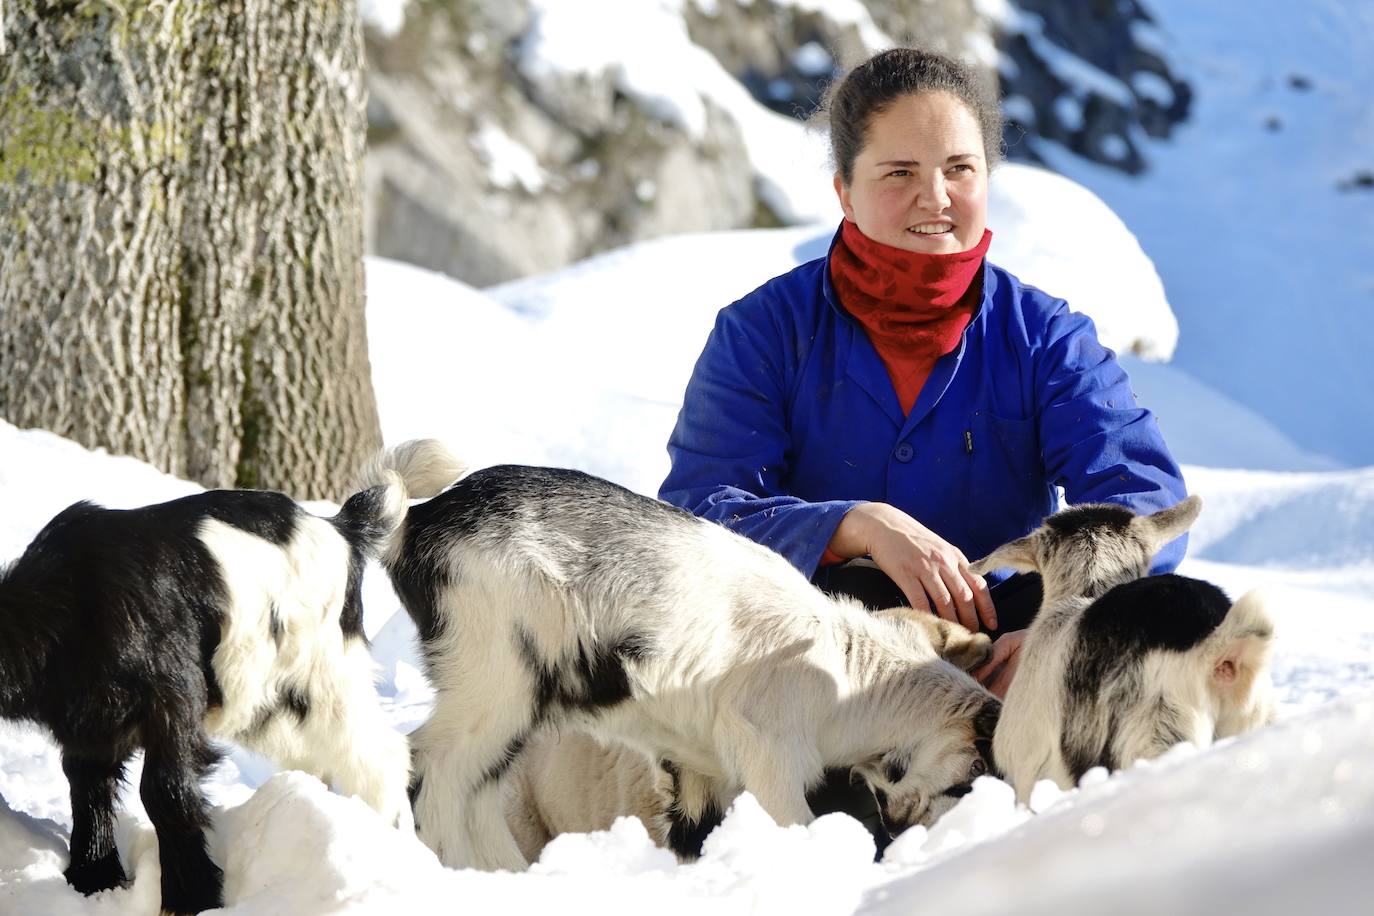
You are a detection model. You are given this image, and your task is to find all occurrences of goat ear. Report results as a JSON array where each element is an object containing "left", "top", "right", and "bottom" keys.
[
  {"left": 1134, "top": 494, "right": 1202, "bottom": 551},
  {"left": 1210, "top": 589, "right": 1278, "bottom": 735},
  {"left": 851, "top": 751, "right": 886, "bottom": 782},
  {"left": 973, "top": 698, "right": 1001, "bottom": 742},
  {"left": 968, "top": 535, "right": 1037, "bottom": 576},
  {"left": 1210, "top": 634, "right": 1277, "bottom": 732}
]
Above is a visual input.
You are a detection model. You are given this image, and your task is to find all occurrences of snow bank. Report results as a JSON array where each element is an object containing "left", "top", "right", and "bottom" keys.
[
  {"left": 861, "top": 692, "right": 1374, "bottom": 916},
  {"left": 988, "top": 164, "right": 1176, "bottom": 360}
]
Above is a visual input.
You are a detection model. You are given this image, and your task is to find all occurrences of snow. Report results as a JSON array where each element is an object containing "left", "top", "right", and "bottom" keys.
[
  {"left": 517, "top": 0, "right": 840, "bottom": 223},
  {"left": 4, "top": 4, "right": 1374, "bottom": 913},
  {"left": 1037, "top": 0, "right": 1374, "bottom": 466},
  {"left": 792, "top": 41, "right": 835, "bottom": 78},
  {"left": 470, "top": 123, "right": 547, "bottom": 193},
  {"left": 987, "top": 164, "right": 1176, "bottom": 359},
  {"left": 996, "top": 6, "right": 1137, "bottom": 106},
  {"left": 520, "top": 1, "right": 713, "bottom": 140},
  {"left": 357, "top": 0, "right": 409, "bottom": 38},
  {"left": 769, "top": 0, "right": 892, "bottom": 54}
]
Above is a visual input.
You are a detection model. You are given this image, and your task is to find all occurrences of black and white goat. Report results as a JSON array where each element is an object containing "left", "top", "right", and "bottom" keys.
[
  {"left": 968, "top": 495, "right": 1277, "bottom": 803},
  {"left": 0, "top": 478, "right": 427, "bottom": 914},
  {"left": 358, "top": 440, "right": 999, "bottom": 872}
]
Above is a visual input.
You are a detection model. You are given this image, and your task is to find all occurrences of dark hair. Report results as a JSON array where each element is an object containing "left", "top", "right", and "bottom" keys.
[{"left": 822, "top": 48, "right": 1004, "bottom": 185}]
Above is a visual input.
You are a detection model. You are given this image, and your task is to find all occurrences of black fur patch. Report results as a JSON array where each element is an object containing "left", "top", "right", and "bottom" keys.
[
  {"left": 477, "top": 733, "right": 527, "bottom": 788},
  {"left": 1078, "top": 574, "right": 1230, "bottom": 655},
  {"left": 517, "top": 629, "right": 651, "bottom": 722},
  {"left": 268, "top": 603, "right": 284, "bottom": 649},
  {"left": 338, "top": 554, "right": 367, "bottom": 641},
  {"left": 282, "top": 688, "right": 310, "bottom": 724},
  {"left": 1152, "top": 698, "right": 1188, "bottom": 748},
  {"left": 974, "top": 698, "right": 1000, "bottom": 774},
  {"left": 1044, "top": 504, "right": 1135, "bottom": 539},
  {"left": 242, "top": 688, "right": 312, "bottom": 740},
  {"left": 190, "top": 489, "right": 299, "bottom": 546},
  {"left": 883, "top": 755, "right": 908, "bottom": 786},
  {"left": 200, "top": 611, "right": 226, "bottom": 711},
  {"left": 331, "top": 487, "right": 395, "bottom": 642},
  {"left": 662, "top": 760, "right": 724, "bottom": 860},
  {"left": 407, "top": 771, "right": 424, "bottom": 832},
  {"left": 330, "top": 485, "right": 397, "bottom": 552}
]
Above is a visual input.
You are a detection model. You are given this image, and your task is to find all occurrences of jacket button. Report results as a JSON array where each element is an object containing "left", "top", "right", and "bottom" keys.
[{"left": 894, "top": 443, "right": 914, "bottom": 462}]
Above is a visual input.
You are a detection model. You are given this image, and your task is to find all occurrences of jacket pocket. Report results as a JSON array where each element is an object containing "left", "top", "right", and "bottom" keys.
[
  {"left": 971, "top": 410, "right": 1040, "bottom": 469},
  {"left": 966, "top": 410, "right": 1049, "bottom": 551}
]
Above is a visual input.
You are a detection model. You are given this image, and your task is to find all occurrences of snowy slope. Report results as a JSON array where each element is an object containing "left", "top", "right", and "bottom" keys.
[{"left": 1038, "top": 0, "right": 1374, "bottom": 466}]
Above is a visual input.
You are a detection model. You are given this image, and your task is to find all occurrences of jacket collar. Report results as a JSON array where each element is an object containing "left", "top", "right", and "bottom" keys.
[{"left": 820, "top": 223, "right": 994, "bottom": 431}]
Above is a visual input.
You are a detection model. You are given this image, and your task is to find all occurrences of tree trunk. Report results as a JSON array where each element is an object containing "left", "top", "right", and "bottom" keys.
[{"left": 0, "top": 0, "right": 381, "bottom": 500}]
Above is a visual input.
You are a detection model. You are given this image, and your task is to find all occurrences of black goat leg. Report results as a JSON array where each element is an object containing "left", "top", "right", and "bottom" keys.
[
  {"left": 62, "top": 752, "right": 129, "bottom": 894},
  {"left": 140, "top": 717, "right": 223, "bottom": 916}
]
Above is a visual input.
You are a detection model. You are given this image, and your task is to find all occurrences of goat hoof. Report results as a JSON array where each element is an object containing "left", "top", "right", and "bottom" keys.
[
  {"left": 944, "top": 631, "right": 993, "bottom": 671},
  {"left": 160, "top": 886, "right": 224, "bottom": 916},
  {"left": 64, "top": 854, "right": 127, "bottom": 895},
  {"left": 159, "top": 861, "right": 224, "bottom": 916}
]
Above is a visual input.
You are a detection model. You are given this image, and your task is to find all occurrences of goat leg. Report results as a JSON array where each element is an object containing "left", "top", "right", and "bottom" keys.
[
  {"left": 139, "top": 718, "right": 223, "bottom": 916},
  {"left": 61, "top": 752, "right": 129, "bottom": 895}
]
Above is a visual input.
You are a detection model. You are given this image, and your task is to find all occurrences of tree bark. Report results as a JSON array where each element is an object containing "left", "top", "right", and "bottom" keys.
[{"left": 0, "top": 0, "right": 381, "bottom": 500}]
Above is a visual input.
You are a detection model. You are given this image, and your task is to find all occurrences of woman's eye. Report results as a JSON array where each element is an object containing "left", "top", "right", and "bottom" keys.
[
  {"left": 888, "top": 169, "right": 911, "bottom": 178},
  {"left": 948, "top": 164, "right": 973, "bottom": 174}
]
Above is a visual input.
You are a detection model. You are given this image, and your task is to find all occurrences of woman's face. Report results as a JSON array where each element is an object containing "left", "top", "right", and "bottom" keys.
[{"left": 834, "top": 91, "right": 989, "bottom": 254}]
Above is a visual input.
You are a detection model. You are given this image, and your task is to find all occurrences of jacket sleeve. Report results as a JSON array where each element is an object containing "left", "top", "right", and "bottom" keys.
[
  {"left": 659, "top": 298, "right": 861, "bottom": 576},
  {"left": 1035, "top": 303, "right": 1191, "bottom": 573}
]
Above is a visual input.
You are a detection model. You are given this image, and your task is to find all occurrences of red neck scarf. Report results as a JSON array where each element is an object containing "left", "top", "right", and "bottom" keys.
[
  {"left": 829, "top": 220, "right": 991, "bottom": 413},
  {"left": 830, "top": 219, "right": 991, "bottom": 354}
]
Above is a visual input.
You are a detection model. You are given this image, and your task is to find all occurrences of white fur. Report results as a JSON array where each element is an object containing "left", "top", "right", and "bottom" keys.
[
  {"left": 504, "top": 612, "right": 994, "bottom": 862},
  {"left": 505, "top": 730, "right": 674, "bottom": 862},
  {"left": 198, "top": 516, "right": 412, "bottom": 829}
]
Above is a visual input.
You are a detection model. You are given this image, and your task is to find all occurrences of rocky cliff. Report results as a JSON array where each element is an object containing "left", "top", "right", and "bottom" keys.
[{"left": 361, "top": 0, "right": 1189, "bottom": 286}]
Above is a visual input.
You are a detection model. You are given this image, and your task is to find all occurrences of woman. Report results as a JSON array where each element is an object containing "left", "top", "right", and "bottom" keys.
[{"left": 659, "top": 48, "right": 1188, "bottom": 701}]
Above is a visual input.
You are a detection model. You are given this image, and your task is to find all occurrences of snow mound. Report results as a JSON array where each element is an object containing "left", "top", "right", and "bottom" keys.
[
  {"left": 859, "top": 691, "right": 1374, "bottom": 916},
  {"left": 988, "top": 163, "right": 1176, "bottom": 360}
]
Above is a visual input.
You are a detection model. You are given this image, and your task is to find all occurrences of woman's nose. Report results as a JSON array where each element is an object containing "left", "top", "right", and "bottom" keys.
[{"left": 918, "top": 171, "right": 950, "bottom": 210}]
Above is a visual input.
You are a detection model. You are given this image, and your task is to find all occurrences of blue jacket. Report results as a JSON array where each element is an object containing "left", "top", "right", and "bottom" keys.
[{"left": 659, "top": 234, "right": 1188, "bottom": 584}]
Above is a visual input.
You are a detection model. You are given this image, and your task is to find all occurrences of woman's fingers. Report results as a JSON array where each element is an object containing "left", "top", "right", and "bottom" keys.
[
  {"left": 938, "top": 565, "right": 979, "bottom": 631},
  {"left": 897, "top": 578, "right": 933, "bottom": 614},
  {"left": 921, "top": 570, "right": 955, "bottom": 621},
  {"left": 963, "top": 567, "right": 997, "bottom": 631},
  {"left": 971, "top": 636, "right": 1010, "bottom": 681},
  {"left": 973, "top": 630, "right": 1027, "bottom": 698}
]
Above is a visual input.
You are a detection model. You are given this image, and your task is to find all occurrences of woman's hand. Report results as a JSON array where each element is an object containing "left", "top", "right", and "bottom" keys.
[
  {"left": 829, "top": 502, "right": 996, "bottom": 632},
  {"left": 971, "top": 629, "right": 1027, "bottom": 699}
]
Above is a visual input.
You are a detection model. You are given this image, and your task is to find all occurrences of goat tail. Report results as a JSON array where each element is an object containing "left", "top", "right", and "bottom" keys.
[
  {"left": 357, "top": 439, "right": 469, "bottom": 502},
  {"left": 343, "top": 440, "right": 469, "bottom": 560}
]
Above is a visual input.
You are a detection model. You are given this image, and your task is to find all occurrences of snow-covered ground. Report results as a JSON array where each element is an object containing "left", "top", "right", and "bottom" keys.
[{"left": 5, "top": 2, "right": 1374, "bottom": 912}]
